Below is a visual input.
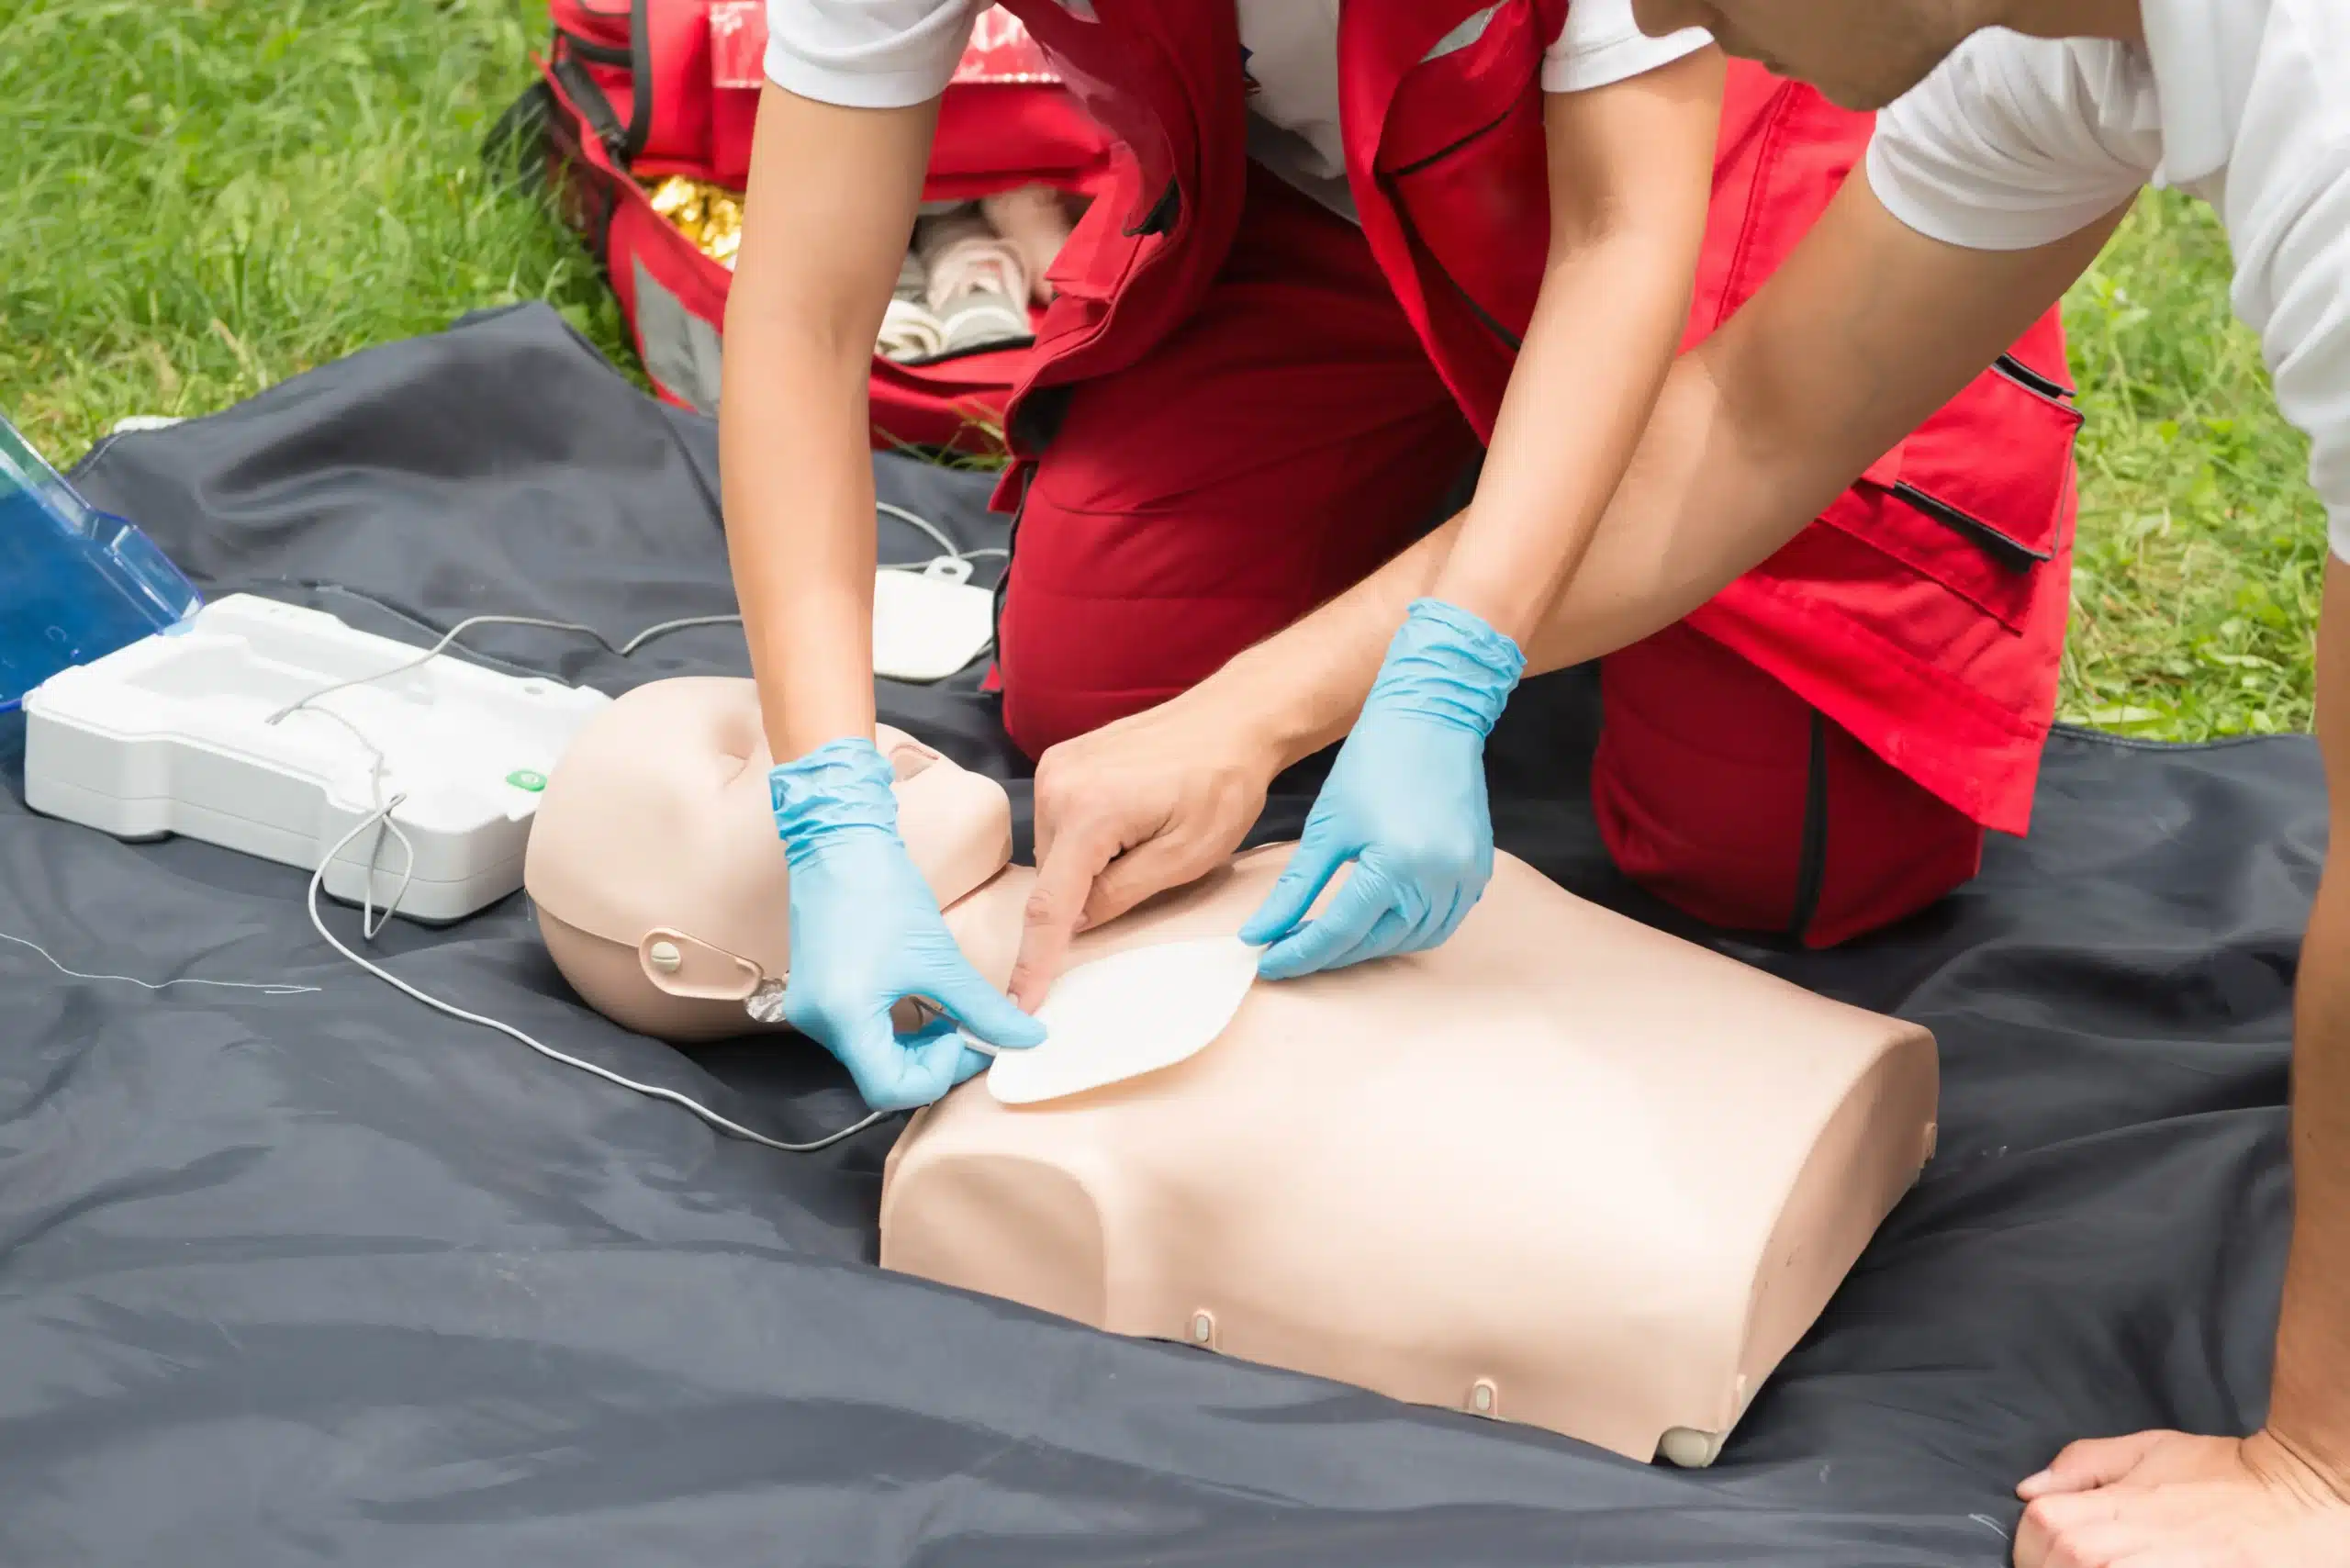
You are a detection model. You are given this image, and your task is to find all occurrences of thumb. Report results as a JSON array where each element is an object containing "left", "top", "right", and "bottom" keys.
[
  {"left": 899, "top": 1017, "right": 988, "bottom": 1101},
  {"left": 2016, "top": 1431, "right": 2177, "bottom": 1500},
  {"left": 833, "top": 1009, "right": 945, "bottom": 1114},
  {"left": 1238, "top": 819, "right": 1350, "bottom": 946},
  {"left": 1256, "top": 864, "right": 1394, "bottom": 981},
  {"left": 928, "top": 958, "right": 1049, "bottom": 1051}
]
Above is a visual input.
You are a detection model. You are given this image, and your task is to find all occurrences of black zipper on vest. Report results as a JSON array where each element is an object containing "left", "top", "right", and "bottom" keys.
[
  {"left": 1994, "top": 353, "right": 2074, "bottom": 402},
  {"left": 1124, "top": 177, "right": 1181, "bottom": 237},
  {"left": 1434, "top": 261, "right": 1522, "bottom": 350},
  {"left": 1891, "top": 480, "right": 2053, "bottom": 574},
  {"left": 1376, "top": 108, "right": 1527, "bottom": 352},
  {"left": 1385, "top": 199, "right": 1523, "bottom": 352},
  {"left": 1385, "top": 104, "right": 1516, "bottom": 178}
]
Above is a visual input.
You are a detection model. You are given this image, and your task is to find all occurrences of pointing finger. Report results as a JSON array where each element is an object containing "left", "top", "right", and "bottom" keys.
[{"left": 1009, "top": 817, "right": 1120, "bottom": 1012}]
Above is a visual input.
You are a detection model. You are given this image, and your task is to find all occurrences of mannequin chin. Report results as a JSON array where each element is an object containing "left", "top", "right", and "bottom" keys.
[{"left": 525, "top": 677, "right": 1940, "bottom": 1468}]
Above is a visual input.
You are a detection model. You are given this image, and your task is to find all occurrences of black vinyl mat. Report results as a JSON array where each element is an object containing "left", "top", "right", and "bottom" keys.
[{"left": 0, "top": 303, "right": 2304, "bottom": 1566}]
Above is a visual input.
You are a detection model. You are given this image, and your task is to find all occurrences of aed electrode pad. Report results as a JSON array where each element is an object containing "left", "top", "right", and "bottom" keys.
[{"left": 975, "top": 935, "right": 1263, "bottom": 1105}]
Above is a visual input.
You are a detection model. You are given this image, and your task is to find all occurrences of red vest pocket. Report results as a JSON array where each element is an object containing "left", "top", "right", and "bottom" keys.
[{"left": 1825, "top": 359, "right": 2084, "bottom": 633}]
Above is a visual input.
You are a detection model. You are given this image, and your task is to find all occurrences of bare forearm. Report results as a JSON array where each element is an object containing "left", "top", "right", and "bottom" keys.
[
  {"left": 1435, "top": 232, "right": 1697, "bottom": 643},
  {"left": 722, "top": 313, "right": 883, "bottom": 758},
  {"left": 1216, "top": 181, "right": 2123, "bottom": 772},
  {"left": 720, "top": 84, "right": 936, "bottom": 765},
  {"left": 1434, "top": 59, "right": 1718, "bottom": 644},
  {"left": 1225, "top": 338, "right": 1798, "bottom": 770},
  {"left": 2270, "top": 555, "right": 2350, "bottom": 1476}
]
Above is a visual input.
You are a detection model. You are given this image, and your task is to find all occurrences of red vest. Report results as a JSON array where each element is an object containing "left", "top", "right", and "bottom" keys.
[{"left": 990, "top": 0, "right": 2083, "bottom": 836}]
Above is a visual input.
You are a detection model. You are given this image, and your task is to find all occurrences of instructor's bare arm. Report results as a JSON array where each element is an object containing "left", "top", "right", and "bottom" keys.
[
  {"left": 1016, "top": 175, "right": 2126, "bottom": 984},
  {"left": 2269, "top": 562, "right": 2350, "bottom": 1480},
  {"left": 1240, "top": 175, "right": 2126, "bottom": 761},
  {"left": 1005, "top": 50, "right": 1722, "bottom": 1008},
  {"left": 722, "top": 84, "right": 937, "bottom": 765},
  {"left": 2012, "top": 563, "right": 2350, "bottom": 1563},
  {"left": 1432, "top": 48, "right": 1722, "bottom": 643}
]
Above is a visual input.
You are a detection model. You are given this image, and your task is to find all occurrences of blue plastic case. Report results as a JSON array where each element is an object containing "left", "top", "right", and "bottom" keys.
[{"left": 0, "top": 413, "right": 202, "bottom": 712}]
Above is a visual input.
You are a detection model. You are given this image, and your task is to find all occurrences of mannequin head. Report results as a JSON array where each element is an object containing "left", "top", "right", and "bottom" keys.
[{"left": 523, "top": 678, "right": 1021, "bottom": 1040}]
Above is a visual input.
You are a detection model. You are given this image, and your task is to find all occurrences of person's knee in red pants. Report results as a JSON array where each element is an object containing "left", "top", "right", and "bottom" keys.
[
  {"left": 994, "top": 164, "right": 1479, "bottom": 758},
  {"left": 1592, "top": 621, "right": 1986, "bottom": 947}
]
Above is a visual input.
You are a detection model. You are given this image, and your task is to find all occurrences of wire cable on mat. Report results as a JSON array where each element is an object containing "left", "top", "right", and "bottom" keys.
[
  {"left": 303, "top": 801, "right": 889, "bottom": 1155},
  {"left": 877, "top": 500, "right": 1007, "bottom": 568},
  {"left": 0, "top": 929, "right": 319, "bottom": 996},
  {"left": 269, "top": 598, "right": 929, "bottom": 1157},
  {"left": 267, "top": 503, "right": 995, "bottom": 713}
]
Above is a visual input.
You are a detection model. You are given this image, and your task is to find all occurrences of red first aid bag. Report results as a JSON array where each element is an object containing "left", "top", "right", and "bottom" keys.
[{"left": 525, "top": 1, "right": 1114, "bottom": 452}]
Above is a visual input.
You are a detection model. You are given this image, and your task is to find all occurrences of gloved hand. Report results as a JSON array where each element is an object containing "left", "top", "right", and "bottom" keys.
[
  {"left": 771, "top": 737, "right": 1046, "bottom": 1111},
  {"left": 1238, "top": 599, "right": 1525, "bottom": 981}
]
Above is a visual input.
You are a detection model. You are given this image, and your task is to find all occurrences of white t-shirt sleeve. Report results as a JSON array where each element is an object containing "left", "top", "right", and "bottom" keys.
[
  {"left": 2224, "top": 2, "right": 2350, "bottom": 561},
  {"left": 2239, "top": 152, "right": 2350, "bottom": 562},
  {"left": 1543, "top": 0, "right": 1712, "bottom": 94},
  {"left": 1864, "top": 32, "right": 2154, "bottom": 252},
  {"left": 764, "top": 0, "right": 982, "bottom": 109}
]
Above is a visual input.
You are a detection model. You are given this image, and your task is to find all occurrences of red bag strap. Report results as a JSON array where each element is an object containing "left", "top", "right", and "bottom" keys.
[{"left": 551, "top": 0, "right": 653, "bottom": 167}]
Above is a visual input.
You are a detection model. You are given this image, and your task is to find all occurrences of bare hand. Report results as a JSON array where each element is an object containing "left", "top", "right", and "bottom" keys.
[
  {"left": 1009, "top": 693, "right": 1280, "bottom": 1011},
  {"left": 2013, "top": 1427, "right": 2350, "bottom": 1566}
]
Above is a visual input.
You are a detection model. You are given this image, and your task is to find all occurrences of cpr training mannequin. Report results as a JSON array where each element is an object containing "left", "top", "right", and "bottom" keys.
[{"left": 524, "top": 677, "right": 1940, "bottom": 1468}]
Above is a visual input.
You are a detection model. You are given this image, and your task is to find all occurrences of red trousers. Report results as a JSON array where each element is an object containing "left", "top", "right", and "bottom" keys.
[{"left": 995, "top": 165, "right": 1983, "bottom": 946}]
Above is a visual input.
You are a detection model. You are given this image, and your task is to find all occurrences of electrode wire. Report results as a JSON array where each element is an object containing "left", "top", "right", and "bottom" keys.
[
  {"left": 876, "top": 500, "right": 1007, "bottom": 569},
  {"left": 274, "top": 609, "right": 902, "bottom": 1156},
  {"left": 301, "top": 802, "right": 890, "bottom": 1154},
  {"left": 267, "top": 502, "right": 990, "bottom": 720},
  {"left": 0, "top": 929, "right": 319, "bottom": 996}
]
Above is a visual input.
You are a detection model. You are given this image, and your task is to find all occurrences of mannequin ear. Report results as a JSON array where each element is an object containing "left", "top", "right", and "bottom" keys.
[
  {"left": 878, "top": 724, "right": 947, "bottom": 782},
  {"left": 895, "top": 742, "right": 1017, "bottom": 911}
]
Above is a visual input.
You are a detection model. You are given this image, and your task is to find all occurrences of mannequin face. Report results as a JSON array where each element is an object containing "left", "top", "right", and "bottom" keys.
[{"left": 1629, "top": 0, "right": 1982, "bottom": 109}]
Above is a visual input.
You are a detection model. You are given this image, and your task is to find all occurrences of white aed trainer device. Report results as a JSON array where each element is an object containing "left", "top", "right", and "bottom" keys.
[{"left": 21, "top": 594, "right": 610, "bottom": 924}]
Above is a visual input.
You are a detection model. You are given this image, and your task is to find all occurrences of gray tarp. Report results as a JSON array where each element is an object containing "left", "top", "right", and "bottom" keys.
[{"left": 0, "top": 303, "right": 2302, "bottom": 1565}]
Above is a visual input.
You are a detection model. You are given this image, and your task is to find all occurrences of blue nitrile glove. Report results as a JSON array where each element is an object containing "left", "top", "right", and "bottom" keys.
[
  {"left": 1238, "top": 599, "right": 1525, "bottom": 981},
  {"left": 771, "top": 737, "right": 1046, "bottom": 1111}
]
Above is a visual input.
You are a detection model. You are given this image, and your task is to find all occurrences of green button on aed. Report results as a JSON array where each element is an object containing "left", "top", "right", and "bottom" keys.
[{"left": 506, "top": 768, "right": 548, "bottom": 792}]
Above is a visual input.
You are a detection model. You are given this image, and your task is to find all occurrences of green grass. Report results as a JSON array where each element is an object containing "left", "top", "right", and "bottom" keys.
[
  {"left": 1, "top": 1, "right": 2327, "bottom": 739},
  {"left": 0, "top": 0, "right": 632, "bottom": 459},
  {"left": 2056, "top": 190, "right": 2325, "bottom": 739}
]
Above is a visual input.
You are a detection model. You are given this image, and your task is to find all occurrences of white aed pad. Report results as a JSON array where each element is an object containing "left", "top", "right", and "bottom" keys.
[
  {"left": 873, "top": 564, "right": 995, "bottom": 683},
  {"left": 21, "top": 593, "right": 610, "bottom": 924},
  {"left": 978, "top": 935, "right": 1263, "bottom": 1106}
]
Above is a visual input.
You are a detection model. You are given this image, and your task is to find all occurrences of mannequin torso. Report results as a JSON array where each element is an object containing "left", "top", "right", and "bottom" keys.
[{"left": 524, "top": 678, "right": 1938, "bottom": 1464}]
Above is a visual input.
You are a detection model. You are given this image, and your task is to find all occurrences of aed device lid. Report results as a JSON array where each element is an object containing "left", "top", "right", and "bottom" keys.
[{"left": 0, "top": 409, "right": 203, "bottom": 712}]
